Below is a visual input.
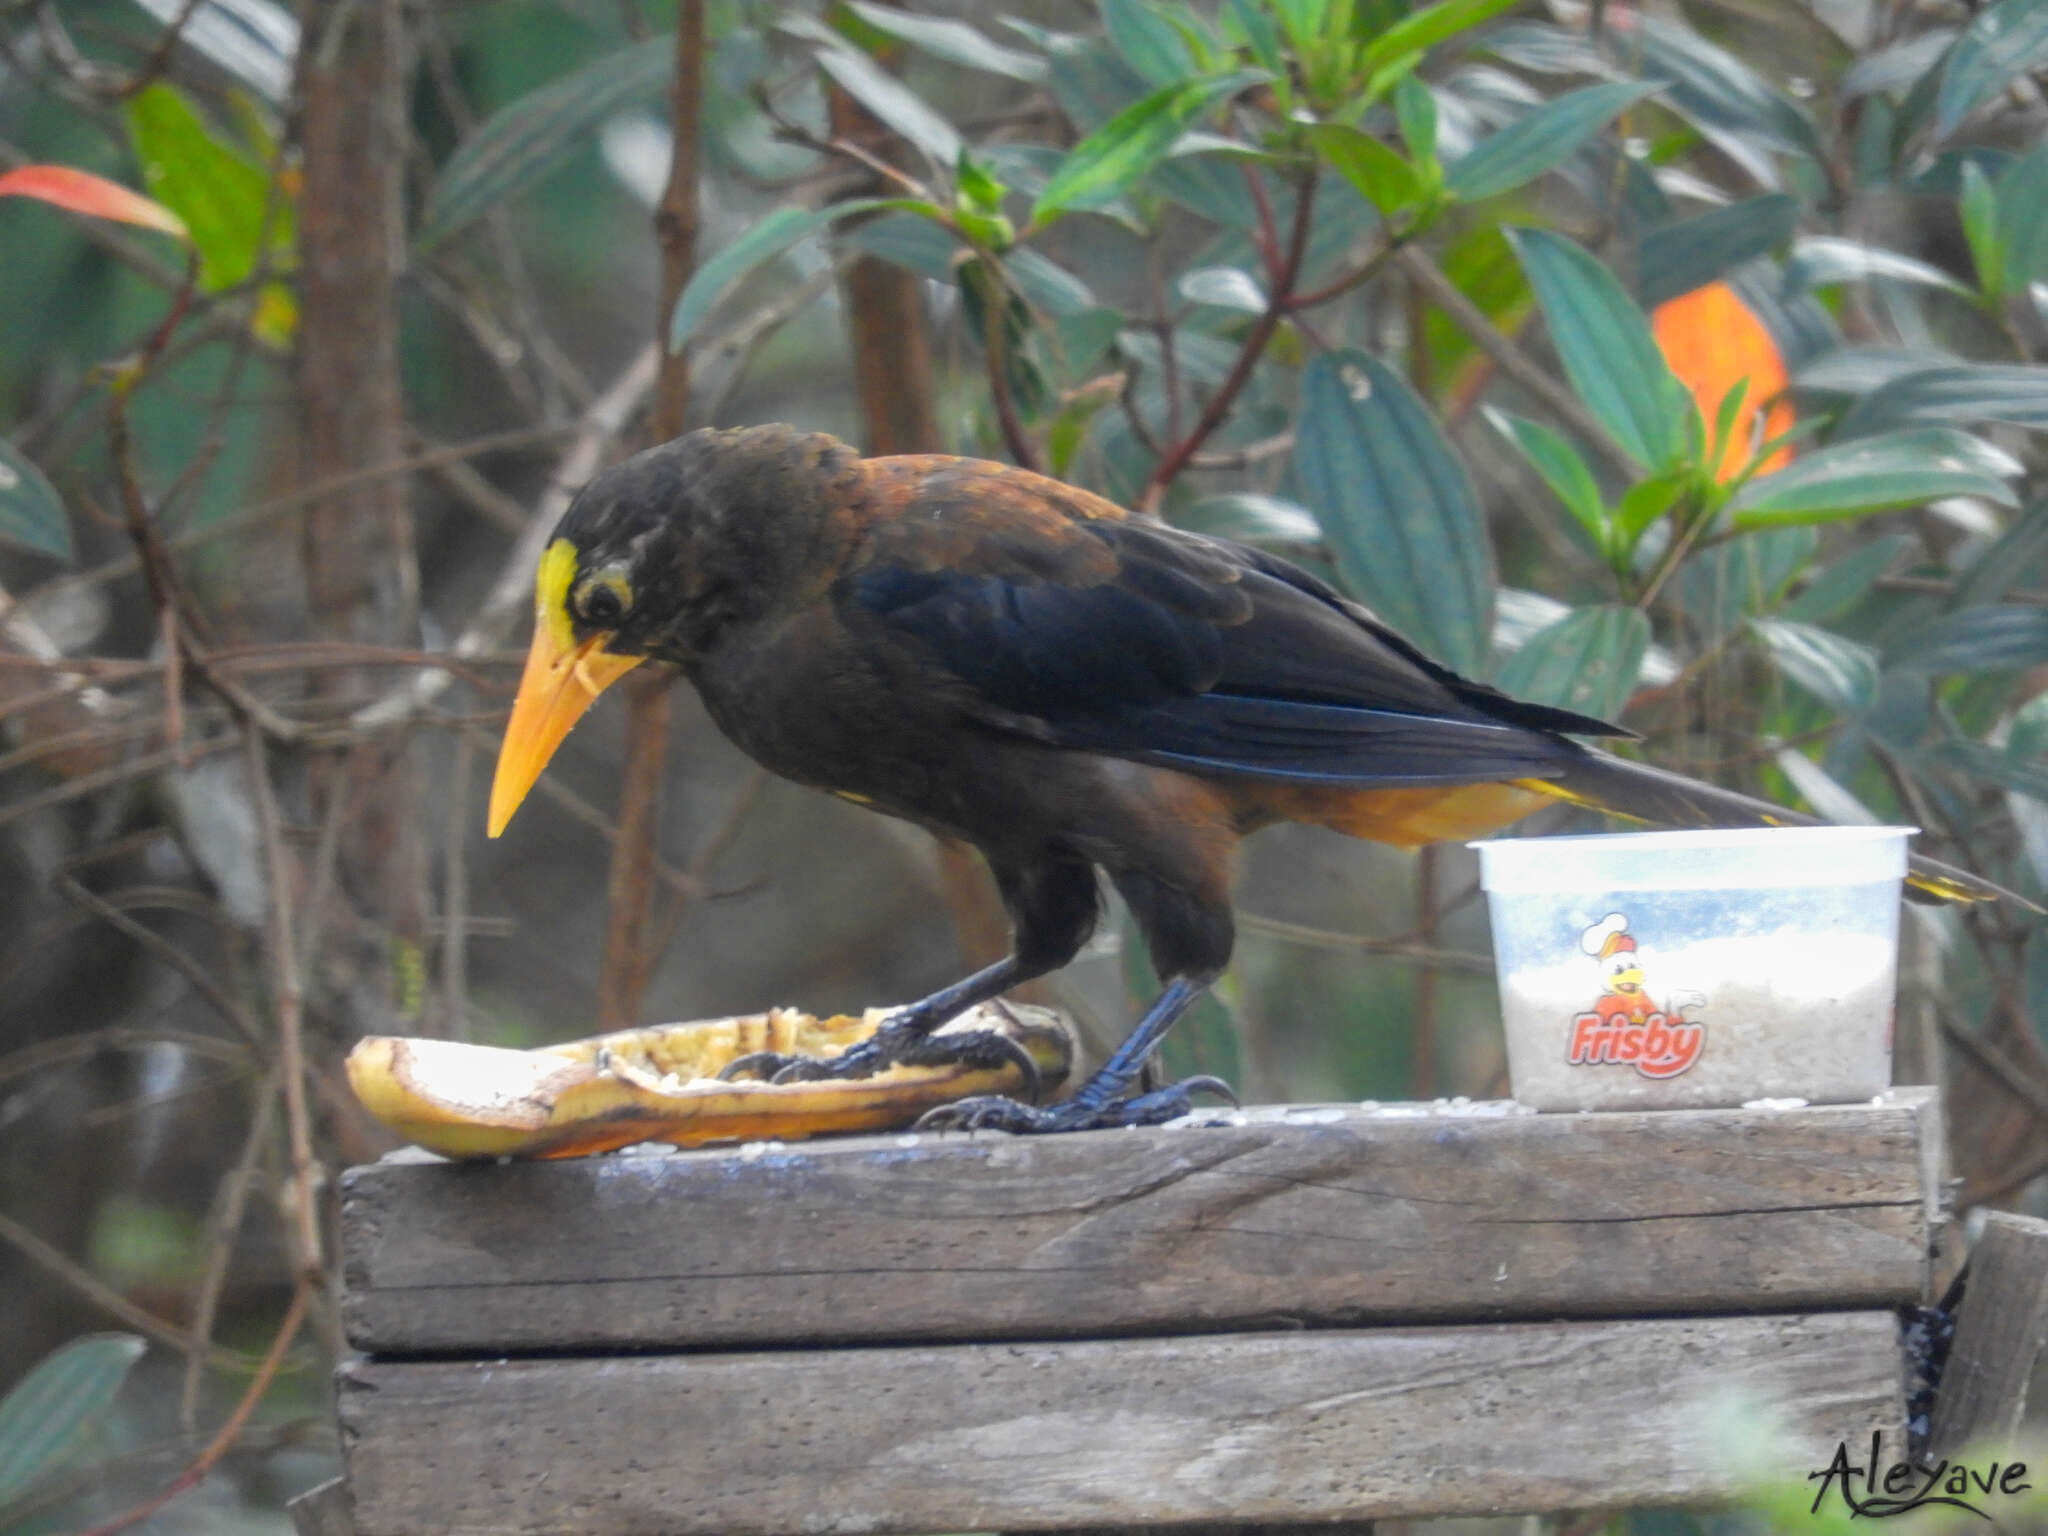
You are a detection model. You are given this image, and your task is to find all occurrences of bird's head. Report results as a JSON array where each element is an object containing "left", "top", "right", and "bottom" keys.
[{"left": 487, "top": 425, "right": 859, "bottom": 838}]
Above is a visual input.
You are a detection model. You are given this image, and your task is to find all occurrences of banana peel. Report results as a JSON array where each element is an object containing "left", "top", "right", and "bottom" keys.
[{"left": 345, "top": 1003, "right": 1073, "bottom": 1160}]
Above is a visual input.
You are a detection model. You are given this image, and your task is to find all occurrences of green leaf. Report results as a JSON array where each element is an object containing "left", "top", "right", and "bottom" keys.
[
  {"left": 1782, "top": 533, "right": 1913, "bottom": 623},
  {"left": 1837, "top": 364, "right": 2048, "bottom": 437},
  {"left": 1961, "top": 158, "right": 2005, "bottom": 296},
  {"left": 1224, "top": 0, "right": 1285, "bottom": 74},
  {"left": 668, "top": 197, "right": 909, "bottom": 351},
  {"left": 1102, "top": 0, "right": 1196, "bottom": 86},
  {"left": 839, "top": 209, "right": 958, "bottom": 278},
  {"left": 419, "top": 36, "right": 670, "bottom": 248},
  {"left": 1637, "top": 15, "right": 1818, "bottom": 180},
  {"left": 1304, "top": 124, "right": 1422, "bottom": 213},
  {"left": 841, "top": 2, "right": 1048, "bottom": 81},
  {"left": 1494, "top": 604, "right": 1649, "bottom": 722},
  {"left": 1007, "top": 247, "right": 1096, "bottom": 316},
  {"left": 1752, "top": 619, "right": 1879, "bottom": 717},
  {"left": 1894, "top": 605, "right": 2048, "bottom": 675},
  {"left": 0, "top": 440, "right": 73, "bottom": 561},
  {"left": 1611, "top": 469, "right": 1691, "bottom": 553},
  {"left": 1936, "top": 0, "right": 2048, "bottom": 139},
  {"left": 1956, "top": 499, "right": 2048, "bottom": 608},
  {"left": 1996, "top": 141, "right": 2048, "bottom": 292},
  {"left": 1508, "top": 226, "right": 1692, "bottom": 471},
  {"left": 1295, "top": 351, "right": 1493, "bottom": 675},
  {"left": 1729, "top": 427, "right": 2022, "bottom": 528},
  {"left": 815, "top": 46, "right": 962, "bottom": 167},
  {"left": 1032, "top": 70, "right": 1265, "bottom": 222},
  {"left": 1394, "top": 74, "right": 1439, "bottom": 164},
  {"left": 1636, "top": 195, "right": 1800, "bottom": 309},
  {"left": 1931, "top": 735, "right": 2048, "bottom": 802},
  {"left": 1486, "top": 408, "right": 1606, "bottom": 552},
  {"left": 1180, "top": 492, "right": 1323, "bottom": 547},
  {"left": 1785, "top": 235, "right": 1969, "bottom": 296},
  {"left": 1359, "top": 0, "right": 1521, "bottom": 78},
  {"left": 1680, "top": 527, "right": 1816, "bottom": 636},
  {"left": 0, "top": 1334, "right": 146, "bottom": 1504},
  {"left": 1446, "top": 81, "right": 1660, "bottom": 203},
  {"left": 1177, "top": 265, "right": 1267, "bottom": 312},
  {"left": 124, "top": 82, "right": 285, "bottom": 291}
]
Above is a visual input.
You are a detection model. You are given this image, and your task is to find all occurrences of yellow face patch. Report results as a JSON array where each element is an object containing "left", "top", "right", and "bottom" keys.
[{"left": 537, "top": 539, "right": 579, "bottom": 655}]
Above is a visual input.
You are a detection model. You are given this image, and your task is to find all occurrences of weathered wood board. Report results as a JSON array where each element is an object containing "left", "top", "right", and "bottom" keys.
[
  {"left": 339, "top": 1311, "right": 1902, "bottom": 1536},
  {"left": 342, "top": 1092, "right": 1941, "bottom": 1353},
  {"left": 1928, "top": 1210, "right": 2048, "bottom": 1458}
]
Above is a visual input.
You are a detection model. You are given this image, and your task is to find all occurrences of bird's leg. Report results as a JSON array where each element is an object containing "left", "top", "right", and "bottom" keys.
[
  {"left": 917, "top": 862, "right": 1240, "bottom": 1134},
  {"left": 915, "top": 975, "right": 1237, "bottom": 1133},
  {"left": 718, "top": 852, "right": 1098, "bottom": 1089}
]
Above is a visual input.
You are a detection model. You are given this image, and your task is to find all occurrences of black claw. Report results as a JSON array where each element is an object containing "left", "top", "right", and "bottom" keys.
[
  {"left": 716, "top": 1050, "right": 799, "bottom": 1082},
  {"left": 914, "top": 1073, "right": 1240, "bottom": 1135}
]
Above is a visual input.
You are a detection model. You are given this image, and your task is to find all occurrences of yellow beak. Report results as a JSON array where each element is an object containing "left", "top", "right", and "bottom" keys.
[{"left": 487, "top": 624, "right": 643, "bottom": 837}]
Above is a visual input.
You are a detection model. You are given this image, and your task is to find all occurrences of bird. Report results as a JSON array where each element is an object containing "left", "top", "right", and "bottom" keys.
[{"left": 486, "top": 423, "right": 2000, "bottom": 1134}]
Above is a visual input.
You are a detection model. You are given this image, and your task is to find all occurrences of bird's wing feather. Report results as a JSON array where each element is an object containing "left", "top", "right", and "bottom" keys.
[{"left": 842, "top": 462, "right": 1622, "bottom": 788}]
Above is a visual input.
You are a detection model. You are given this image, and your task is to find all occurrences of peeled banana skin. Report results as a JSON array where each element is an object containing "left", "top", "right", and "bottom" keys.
[{"left": 345, "top": 1004, "right": 1074, "bottom": 1160}]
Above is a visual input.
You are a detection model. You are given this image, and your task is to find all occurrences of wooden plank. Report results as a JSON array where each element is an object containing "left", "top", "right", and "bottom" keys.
[
  {"left": 1928, "top": 1211, "right": 2048, "bottom": 1457},
  {"left": 288, "top": 1477, "right": 357, "bottom": 1536},
  {"left": 342, "top": 1092, "right": 1939, "bottom": 1353},
  {"left": 339, "top": 1311, "right": 1902, "bottom": 1536}
]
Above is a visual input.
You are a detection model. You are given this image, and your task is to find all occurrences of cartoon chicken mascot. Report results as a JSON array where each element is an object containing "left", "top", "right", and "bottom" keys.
[{"left": 1581, "top": 913, "right": 1663, "bottom": 1025}]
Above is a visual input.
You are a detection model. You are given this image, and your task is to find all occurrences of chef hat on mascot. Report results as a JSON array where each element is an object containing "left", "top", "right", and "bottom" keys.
[{"left": 1580, "top": 912, "right": 1634, "bottom": 959}]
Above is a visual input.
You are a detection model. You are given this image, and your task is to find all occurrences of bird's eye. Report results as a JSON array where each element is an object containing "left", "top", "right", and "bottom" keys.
[{"left": 578, "top": 581, "right": 627, "bottom": 626}]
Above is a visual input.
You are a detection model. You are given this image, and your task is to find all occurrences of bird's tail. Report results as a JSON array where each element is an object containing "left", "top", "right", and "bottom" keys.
[{"left": 1519, "top": 751, "right": 2016, "bottom": 906}]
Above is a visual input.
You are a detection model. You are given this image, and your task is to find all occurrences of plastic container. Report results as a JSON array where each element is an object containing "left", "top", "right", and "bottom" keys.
[{"left": 1470, "top": 826, "right": 1911, "bottom": 1111}]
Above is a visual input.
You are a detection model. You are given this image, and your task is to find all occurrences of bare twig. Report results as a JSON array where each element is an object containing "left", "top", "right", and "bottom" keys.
[
  {"left": 180, "top": 1066, "right": 283, "bottom": 1430},
  {"left": 0, "top": 1207, "right": 256, "bottom": 1368},
  {"left": 1140, "top": 175, "right": 1317, "bottom": 511},
  {"left": 243, "top": 728, "right": 323, "bottom": 1284}
]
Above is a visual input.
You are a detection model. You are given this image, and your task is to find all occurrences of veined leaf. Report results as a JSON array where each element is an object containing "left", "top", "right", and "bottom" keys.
[
  {"left": 1730, "top": 426, "right": 2021, "bottom": 527},
  {"left": 0, "top": 1334, "right": 146, "bottom": 1505},
  {"left": 1509, "top": 226, "right": 1692, "bottom": 472},
  {"left": 1893, "top": 605, "right": 2048, "bottom": 675},
  {"left": 1996, "top": 142, "right": 2048, "bottom": 293},
  {"left": 1837, "top": 363, "right": 2048, "bottom": 437},
  {"left": 1752, "top": 618, "right": 1879, "bottom": 717},
  {"left": 1786, "top": 236, "right": 1969, "bottom": 295},
  {"left": 1782, "top": 534, "right": 1913, "bottom": 623},
  {"left": 0, "top": 439, "right": 73, "bottom": 560},
  {"left": 1305, "top": 124, "right": 1422, "bottom": 214},
  {"left": 1494, "top": 604, "right": 1648, "bottom": 722},
  {"left": 841, "top": 2, "right": 1048, "bottom": 81},
  {"left": 1446, "top": 81, "right": 1660, "bottom": 202},
  {"left": 1936, "top": 0, "right": 2048, "bottom": 139},
  {"left": 1296, "top": 351, "right": 1493, "bottom": 676},
  {"left": 815, "top": 46, "right": 962, "bottom": 168},
  {"left": 1032, "top": 69, "right": 1265, "bottom": 221},
  {"left": 1637, "top": 195, "right": 1800, "bottom": 309},
  {"left": 1177, "top": 265, "right": 1267, "bottom": 312},
  {"left": 420, "top": 36, "right": 671, "bottom": 247},
  {"left": 1102, "top": 0, "right": 1196, "bottom": 86},
  {"left": 0, "top": 163, "right": 186, "bottom": 238},
  {"left": 1486, "top": 408, "right": 1606, "bottom": 552},
  {"left": 668, "top": 197, "right": 916, "bottom": 350},
  {"left": 1635, "top": 14, "right": 1818, "bottom": 184},
  {"left": 1394, "top": 74, "right": 1439, "bottom": 164}
]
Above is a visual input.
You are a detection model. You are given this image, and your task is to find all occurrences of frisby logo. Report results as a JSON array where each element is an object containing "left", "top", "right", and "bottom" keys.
[{"left": 1565, "top": 911, "right": 1706, "bottom": 1079}]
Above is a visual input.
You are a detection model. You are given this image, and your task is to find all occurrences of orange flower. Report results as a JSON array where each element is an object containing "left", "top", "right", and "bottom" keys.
[{"left": 1651, "top": 281, "right": 1793, "bottom": 482}]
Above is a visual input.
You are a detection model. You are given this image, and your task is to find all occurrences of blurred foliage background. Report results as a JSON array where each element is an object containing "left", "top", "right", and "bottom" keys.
[{"left": 1, "top": 0, "right": 2046, "bottom": 1529}]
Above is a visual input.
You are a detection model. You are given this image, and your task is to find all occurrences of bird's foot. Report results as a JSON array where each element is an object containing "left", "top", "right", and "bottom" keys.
[
  {"left": 914, "top": 1074, "right": 1238, "bottom": 1135},
  {"left": 717, "top": 1015, "right": 1043, "bottom": 1100}
]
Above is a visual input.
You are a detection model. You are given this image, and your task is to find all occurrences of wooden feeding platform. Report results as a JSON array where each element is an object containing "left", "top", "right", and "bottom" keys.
[{"left": 286, "top": 1085, "right": 2017, "bottom": 1534}]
